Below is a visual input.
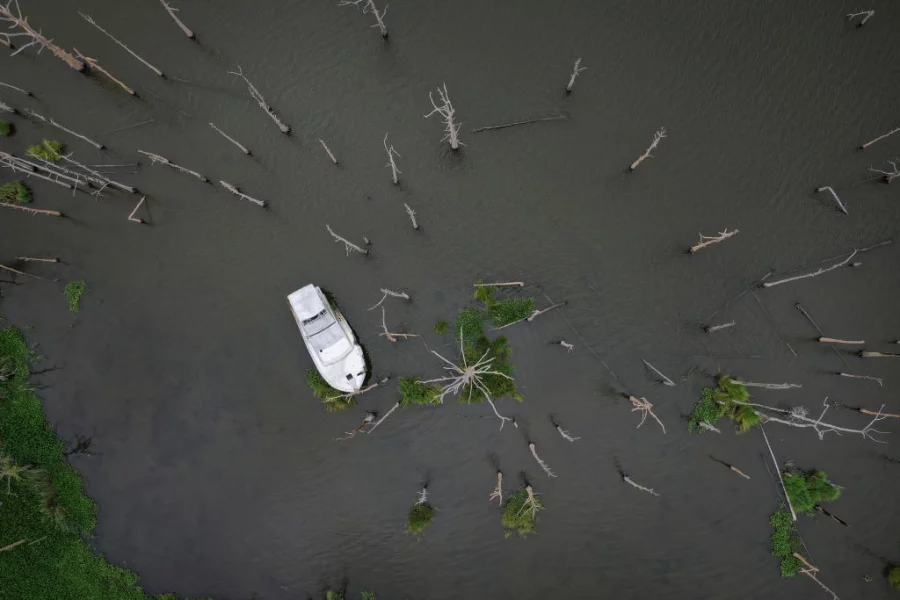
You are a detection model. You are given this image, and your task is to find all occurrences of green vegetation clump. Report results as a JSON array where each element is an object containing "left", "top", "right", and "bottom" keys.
[
  {"left": 0, "top": 327, "right": 195, "bottom": 599},
  {"left": 0, "top": 120, "right": 13, "bottom": 136},
  {"left": 453, "top": 305, "right": 487, "bottom": 344},
  {"left": 502, "top": 487, "right": 544, "bottom": 538},
  {"left": 782, "top": 470, "right": 841, "bottom": 516},
  {"left": 688, "top": 376, "right": 759, "bottom": 433},
  {"left": 889, "top": 566, "right": 900, "bottom": 589},
  {"left": 65, "top": 281, "right": 87, "bottom": 313},
  {"left": 307, "top": 368, "right": 352, "bottom": 412},
  {"left": 406, "top": 501, "right": 435, "bottom": 535},
  {"left": 471, "top": 285, "right": 535, "bottom": 328},
  {"left": 27, "top": 139, "right": 64, "bottom": 163},
  {"left": 0, "top": 180, "right": 31, "bottom": 204},
  {"left": 770, "top": 505, "right": 803, "bottom": 577},
  {"left": 433, "top": 318, "right": 449, "bottom": 335},
  {"left": 398, "top": 377, "right": 441, "bottom": 406}
]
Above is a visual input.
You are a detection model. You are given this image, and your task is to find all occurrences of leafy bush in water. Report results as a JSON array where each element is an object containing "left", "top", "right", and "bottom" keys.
[
  {"left": 502, "top": 488, "right": 543, "bottom": 538},
  {"left": 889, "top": 566, "right": 900, "bottom": 589},
  {"left": 0, "top": 181, "right": 31, "bottom": 204},
  {"left": 782, "top": 470, "right": 841, "bottom": 516},
  {"left": 398, "top": 377, "right": 441, "bottom": 406},
  {"left": 433, "top": 318, "right": 449, "bottom": 335},
  {"left": 0, "top": 120, "right": 13, "bottom": 136},
  {"left": 27, "top": 139, "right": 64, "bottom": 163},
  {"left": 406, "top": 502, "right": 434, "bottom": 535},
  {"left": 453, "top": 305, "right": 486, "bottom": 344},
  {"left": 64, "top": 281, "right": 86, "bottom": 313},
  {"left": 688, "top": 376, "right": 759, "bottom": 433},
  {"left": 770, "top": 506, "right": 803, "bottom": 577},
  {"left": 306, "top": 368, "right": 352, "bottom": 412},
  {"left": 488, "top": 297, "right": 534, "bottom": 327}
]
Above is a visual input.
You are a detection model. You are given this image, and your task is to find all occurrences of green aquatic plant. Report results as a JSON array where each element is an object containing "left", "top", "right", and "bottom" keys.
[
  {"left": 64, "top": 281, "right": 86, "bottom": 313},
  {"left": 453, "top": 305, "right": 486, "bottom": 344},
  {"left": 0, "top": 120, "right": 13, "bottom": 136},
  {"left": 406, "top": 490, "right": 434, "bottom": 535},
  {"left": 770, "top": 505, "right": 803, "bottom": 578},
  {"left": 360, "top": 592, "right": 377, "bottom": 600},
  {"left": 782, "top": 470, "right": 841, "bottom": 516},
  {"left": 306, "top": 368, "right": 352, "bottom": 412},
  {"left": 433, "top": 318, "right": 449, "bottom": 335},
  {"left": 502, "top": 486, "right": 544, "bottom": 538},
  {"left": 27, "top": 139, "right": 64, "bottom": 163},
  {"left": 398, "top": 377, "right": 441, "bottom": 407},
  {"left": 325, "top": 592, "right": 343, "bottom": 600},
  {"left": 488, "top": 297, "right": 534, "bottom": 328},
  {"left": 889, "top": 566, "right": 900, "bottom": 589},
  {"left": 688, "top": 376, "right": 759, "bottom": 433},
  {"left": 0, "top": 181, "right": 31, "bottom": 204}
]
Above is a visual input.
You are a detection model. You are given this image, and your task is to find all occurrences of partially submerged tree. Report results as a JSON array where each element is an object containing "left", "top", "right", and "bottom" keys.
[
  {"left": 157, "top": 0, "right": 194, "bottom": 39},
  {"left": 565, "top": 58, "right": 586, "bottom": 94},
  {"left": 406, "top": 487, "right": 434, "bottom": 535},
  {"left": 782, "top": 470, "right": 841, "bottom": 516},
  {"left": 383, "top": 133, "right": 400, "bottom": 184},
  {"left": 398, "top": 377, "right": 441, "bottom": 407},
  {"left": 869, "top": 157, "right": 899, "bottom": 183},
  {"left": 1, "top": 2, "right": 85, "bottom": 70},
  {"left": 629, "top": 127, "right": 666, "bottom": 171},
  {"left": 501, "top": 485, "right": 543, "bottom": 538},
  {"left": 425, "top": 84, "right": 462, "bottom": 151},
  {"left": 228, "top": 65, "right": 290, "bottom": 134},
  {"left": 339, "top": 0, "right": 388, "bottom": 39},
  {"left": 79, "top": 13, "right": 163, "bottom": 77},
  {"left": 688, "top": 376, "right": 759, "bottom": 433}
]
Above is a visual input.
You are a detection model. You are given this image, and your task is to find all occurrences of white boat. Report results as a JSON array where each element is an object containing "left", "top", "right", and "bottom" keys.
[{"left": 287, "top": 284, "right": 367, "bottom": 393}]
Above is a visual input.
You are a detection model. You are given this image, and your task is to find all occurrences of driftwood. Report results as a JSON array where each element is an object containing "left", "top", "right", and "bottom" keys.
[
  {"left": 227, "top": 66, "right": 290, "bottom": 134},
  {"left": 0, "top": 264, "right": 56, "bottom": 281},
  {"left": 629, "top": 127, "right": 666, "bottom": 171},
  {"left": 59, "top": 152, "right": 136, "bottom": 193},
  {"left": 138, "top": 151, "right": 208, "bottom": 182},
  {"left": 219, "top": 181, "right": 266, "bottom": 208},
  {"left": 704, "top": 320, "right": 735, "bottom": 333},
  {"left": 339, "top": 0, "right": 388, "bottom": 38},
  {"left": 425, "top": 83, "right": 462, "bottom": 150},
  {"left": 759, "top": 425, "right": 796, "bottom": 520},
  {"left": 556, "top": 425, "right": 580, "bottom": 442},
  {"left": 838, "top": 372, "right": 883, "bottom": 386},
  {"left": 209, "top": 123, "right": 250, "bottom": 155},
  {"left": 25, "top": 109, "right": 104, "bottom": 150},
  {"left": 318, "top": 139, "right": 338, "bottom": 165},
  {"left": 623, "top": 475, "right": 659, "bottom": 497},
  {"left": 628, "top": 395, "right": 665, "bottom": 433},
  {"left": 337, "top": 413, "right": 375, "bottom": 441},
  {"left": 690, "top": 229, "right": 738, "bottom": 253},
  {"left": 727, "top": 379, "right": 801, "bottom": 390},
  {"left": 403, "top": 203, "right": 418, "bottom": 230},
  {"left": 861, "top": 126, "right": 900, "bottom": 149},
  {"left": 641, "top": 359, "right": 676, "bottom": 387},
  {"left": 859, "top": 351, "right": 900, "bottom": 358},
  {"left": 0, "top": 81, "right": 30, "bottom": 96},
  {"left": 0, "top": 202, "right": 63, "bottom": 217},
  {"left": 474, "top": 281, "right": 523, "bottom": 288},
  {"left": 158, "top": 0, "right": 194, "bottom": 38},
  {"left": 846, "top": 10, "right": 874, "bottom": 25},
  {"left": 565, "top": 58, "right": 586, "bottom": 93},
  {"left": 366, "top": 400, "right": 400, "bottom": 433},
  {"left": 764, "top": 250, "right": 858, "bottom": 288},
  {"left": 795, "top": 303, "right": 850, "bottom": 370},
  {"left": 471, "top": 114, "right": 567, "bottom": 133},
  {"left": 1, "top": 2, "right": 84, "bottom": 70},
  {"left": 326, "top": 224, "right": 368, "bottom": 256},
  {"left": 127, "top": 196, "right": 146, "bottom": 223},
  {"left": 815, "top": 186, "right": 848, "bottom": 215},
  {"left": 554, "top": 340, "right": 574, "bottom": 353},
  {"left": 818, "top": 337, "right": 863, "bottom": 345},
  {"left": 368, "top": 288, "right": 409, "bottom": 310},
  {"left": 378, "top": 306, "right": 419, "bottom": 342},
  {"left": 743, "top": 398, "right": 890, "bottom": 442},
  {"left": 79, "top": 13, "right": 163, "bottom": 77},
  {"left": 869, "top": 157, "right": 899, "bottom": 183},
  {"left": 73, "top": 48, "right": 135, "bottom": 95},
  {"left": 383, "top": 133, "right": 401, "bottom": 184},
  {"left": 489, "top": 471, "right": 503, "bottom": 505},
  {"left": 528, "top": 443, "right": 557, "bottom": 478},
  {"left": 15, "top": 257, "right": 58, "bottom": 263}
]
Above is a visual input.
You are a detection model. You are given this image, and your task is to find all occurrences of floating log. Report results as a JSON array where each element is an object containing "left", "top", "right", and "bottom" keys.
[
  {"left": 158, "top": 0, "right": 194, "bottom": 38},
  {"left": 219, "top": 181, "right": 266, "bottom": 207},
  {"left": 209, "top": 123, "right": 250, "bottom": 155},
  {"left": 127, "top": 196, "right": 146, "bottom": 223},
  {"left": 73, "top": 48, "right": 135, "bottom": 95},
  {"left": 860, "top": 351, "right": 900, "bottom": 358},
  {"left": 818, "top": 337, "right": 863, "bottom": 345},
  {"left": 1, "top": 203, "right": 63, "bottom": 217},
  {"left": 705, "top": 321, "right": 735, "bottom": 333},
  {"left": 318, "top": 139, "right": 338, "bottom": 165}
]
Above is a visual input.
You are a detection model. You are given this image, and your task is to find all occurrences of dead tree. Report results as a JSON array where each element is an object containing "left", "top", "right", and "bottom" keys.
[
  {"left": 1, "top": 2, "right": 85, "bottom": 70},
  {"left": 690, "top": 228, "right": 738, "bottom": 253},
  {"left": 1, "top": 151, "right": 87, "bottom": 190},
  {"left": 860, "top": 126, "right": 900, "bottom": 149},
  {"left": 138, "top": 151, "right": 209, "bottom": 183},
  {"left": 628, "top": 395, "right": 665, "bottom": 433},
  {"left": 379, "top": 306, "right": 419, "bottom": 342},
  {"left": 79, "top": 13, "right": 164, "bottom": 77},
  {"left": 629, "top": 127, "right": 666, "bottom": 171},
  {"left": 403, "top": 203, "right": 418, "bottom": 230},
  {"left": 326, "top": 224, "right": 369, "bottom": 256},
  {"left": 0, "top": 264, "right": 56, "bottom": 281},
  {"left": 711, "top": 457, "right": 751, "bottom": 480},
  {"left": 367, "top": 401, "right": 400, "bottom": 433},
  {"left": 15, "top": 257, "right": 58, "bottom": 263},
  {"left": 838, "top": 372, "right": 883, "bottom": 386},
  {"left": 489, "top": 471, "right": 503, "bottom": 505},
  {"left": 869, "top": 157, "right": 899, "bottom": 183},
  {"left": 209, "top": 123, "right": 250, "bottom": 155},
  {"left": 318, "top": 139, "right": 338, "bottom": 165},
  {"left": 0, "top": 81, "right": 30, "bottom": 96},
  {"left": 704, "top": 320, "right": 736, "bottom": 333},
  {"left": 815, "top": 186, "right": 848, "bottom": 215},
  {"left": 860, "top": 351, "right": 900, "bottom": 358},
  {"left": 383, "top": 133, "right": 401, "bottom": 184},
  {"left": 425, "top": 83, "right": 462, "bottom": 151},
  {"left": 727, "top": 379, "right": 801, "bottom": 390},
  {"left": 227, "top": 66, "right": 290, "bottom": 134},
  {"left": 528, "top": 443, "right": 557, "bottom": 478},
  {"left": 0, "top": 202, "right": 62, "bottom": 217},
  {"left": 623, "top": 475, "right": 660, "bottom": 497},
  {"left": 471, "top": 115, "right": 567, "bottom": 133},
  {"left": 127, "top": 196, "right": 145, "bottom": 223},
  {"left": 338, "top": 0, "right": 388, "bottom": 38},
  {"left": 158, "top": 0, "right": 194, "bottom": 38},
  {"left": 741, "top": 398, "right": 890, "bottom": 442},
  {"left": 565, "top": 58, "right": 586, "bottom": 94},
  {"left": 58, "top": 152, "right": 136, "bottom": 193},
  {"left": 818, "top": 337, "right": 863, "bottom": 345},
  {"left": 338, "top": 413, "right": 375, "bottom": 441},
  {"left": 474, "top": 281, "right": 524, "bottom": 288},
  {"left": 792, "top": 554, "right": 841, "bottom": 600},
  {"left": 25, "top": 109, "right": 104, "bottom": 150},
  {"left": 641, "top": 359, "right": 675, "bottom": 387},
  {"left": 368, "top": 288, "right": 410, "bottom": 310},
  {"left": 553, "top": 340, "right": 574, "bottom": 353},
  {"left": 72, "top": 49, "right": 136, "bottom": 95},
  {"left": 555, "top": 425, "right": 580, "bottom": 442},
  {"left": 846, "top": 10, "right": 874, "bottom": 26},
  {"left": 763, "top": 250, "right": 858, "bottom": 288},
  {"left": 219, "top": 181, "right": 266, "bottom": 207}
]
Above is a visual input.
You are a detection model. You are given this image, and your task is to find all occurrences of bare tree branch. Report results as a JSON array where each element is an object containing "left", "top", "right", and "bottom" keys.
[
  {"left": 378, "top": 306, "right": 419, "bottom": 342},
  {"left": 79, "top": 12, "right": 163, "bottom": 76},
  {"left": 556, "top": 425, "right": 580, "bottom": 442},
  {"left": 846, "top": 9, "right": 874, "bottom": 26},
  {"left": 139, "top": 150, "right": 209, "bottom": 182},
  {"left": 704, "top": 320, "right": 736, "bottom": 333},
  {"left": 383, "top": 133, "right": 401, "bottom": 184},
  {"left": 726, "top": 379, "right": 801, "bottom": 390},
  {"left": 158, "top": 0, "right": 194, "bottom": 38},
  {"left": 318, "top": 139, "right": 338, "bottom": 165},
  {"left": 219, "top": 181, "right": 266, "bottom": 207},
  {"left": 763, "top": 250, "right": 858, "bottom": 288},
  {"left": 838, "top": 372, "right": 883, "bottom": 386},
  {"left": 0, "top": 80, "right": 30, "bottom": 96},
  {"left": 425, "top": 83, "right": 463, "bottom": 150},
  {"left": 860, "top": 126, "right": 900, "bottom": 149},
  {"left": 690, "top": 228, "right": 738, "bottom": 253},
  {"left": 0, "top": 202, "right": 63, "bottom": 217},
  {"left": 368, "top": 288, "right": 410, "bottom": 310},
  {"left": 744, "top": 398, "right": 890, "bottom": 442},
  {"left": 529, "top": 443, "right": 557, "bottom": 478},
  {"left": 623, "top": 475, "right": 659, "bottom": 496},
  {"left": 815, "top": 186, "right": 848, "bottom": 215},
  {"left": 629, "top": 395, "right": 665, "bottom": 433},
  {"left": 227, "top": 65, "right": 290, "bottom": 134},
  {"left": 338, "top": 0, "right": 388, "bottom": 38},
  {"left": 367, "top": 400, "right": 400, "bottom": 433},
  {"left": 1, "top": 2, "right": 84, "bottom": 70},
  {"left": 565, "top": 58, "right": 586, "bottom": 93},
  {"left": 489, "top": 471, "right": 503, "bottom": 505},
  {"left": 209, "top": 123, "right": 250, "bottom": 155},
  {"left": 629, "top": 127, "right": 666, "bottom": 171},
  {"left": 24, "top": 109, "right": 104, "bottom": 150},
  {"left": 818, "top": 337, "right": 863, "bottom": 345},
  {"left": 641, "top": 359, "right": 676, "bottom": 387},
  {"left": 326, "top": 224, "right": 368, "bottom": 256},
  {"left": 127, "top": 196, "right": 145, "bottom": 223},
  {"left": 869, "top": 157, "right": 899, "bottom": 183}
]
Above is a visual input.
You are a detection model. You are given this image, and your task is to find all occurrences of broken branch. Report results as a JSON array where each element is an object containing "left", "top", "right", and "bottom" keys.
[
  {"left": 209, "top": 123, "right": 250, "bottom": 155},
  {"left": 79, "top": 12, "right": 164, "bottom": 76},
  {"left": 690, "top": 228, "right": 738, "bottom": 253},
  {"left": 763, "top": 250, "right": 858, "bottom": 288},
  {"left": 629, "top": 127, "right": 666, "bottom": 171},
  {"left": 326, "top": 224, "right": 368, "bottom": 256},
  {"left": 219, "top": 181, "right": 266, "bottom": 207}
]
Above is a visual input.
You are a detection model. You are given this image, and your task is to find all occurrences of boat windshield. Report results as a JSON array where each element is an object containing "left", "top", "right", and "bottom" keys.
[{"left": 303, "top": 310, "right": 350, "bottom": 361}]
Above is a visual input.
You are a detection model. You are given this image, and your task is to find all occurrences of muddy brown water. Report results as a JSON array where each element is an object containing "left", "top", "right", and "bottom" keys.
[{"left": 2, "top": 1, "right": 900, "bottom": 598}]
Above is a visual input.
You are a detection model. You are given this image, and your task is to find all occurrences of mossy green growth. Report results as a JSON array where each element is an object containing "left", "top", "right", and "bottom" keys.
[
  {"left": 325, "top": 592, "right": 343, "bottom": 600},
  {"left": 782, "top": 470, "right": 841, "bottom": 516},
  {"left": 0, "top": 120, "right": 13, "bottom": 136},
  {"left": 0, "top": 180, "right": 31, "bottom": 204},
  {"left": 65, "top": 281, "right": 86, "bottom": 313},
  {"left": 398, "top": 377, "right": 441, "bottom": 406},
  {"left": 27, "top": 139, "right": 64, "bottom": 163},
  {"left": 769, "top": 505, "right": 803, "bottom": 577},
  {"left": 688, "top": 376, "right": 759, "bottom": 433},
  {"left": 433, "top": 318, "right": 449, "bottom": 335},
  {"left": 406, "top": 501, "right": 435, "bottom": 535},
  {"left": 306, "top": 368, "right": 352, "bottom": 412},
  {"left": 502, "top": 487, "right": 544, "bottom": 538},
  {"left": 471, "top": 285, "right": 535, "bottom": 328},
  {"left": 889, "top": 566, "right": 900, "bottom": 589},
  {"left": 0, "top": 327, "right": 198, "bottom": 599}
]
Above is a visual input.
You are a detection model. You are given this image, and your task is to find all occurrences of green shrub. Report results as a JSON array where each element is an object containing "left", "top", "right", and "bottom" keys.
[
  {"left": 64, "top": 281, "right": 86, "bottom": 313},
  {"left": 0, "top": 120, "right": 13, "bottom": 136},
  {"left": 488, "top": 297, "right": 535, "bottom": 327},
  {"left": 398, "top": 377, "right": 441, "bottom": 406},
  {"left": 325, "top": 592, "right": 343, "bottom": 600},
  {"left": 769, "top": 505, "right": 802, "bottom": 577},
  {"left": 27, "top": 139, "right": 64, "bottom": 163},
  {"left": 433, "top": 319, "right": 449, "bottom": 335},
  {"left": 502, "top": 487, "right": 543, "bottom": 538},
  {"left": 306, "top": 369, "right": 352, "bottom": 412},
  {"left": 453, "top": 305, "right": 486, "bottom": 344},
  {"left": 406, "top": 502, "right": 434, "bottom": 535},
  {"left": 782, "top": 470, "right": 841, "bottom": 516},
  {"left": 889, "top": 566, "right": 900, "bottom": 589},
  {"left": 688, "top": 376, "right": 758, "bottom": 433},
  {"left": 360, "top": 592, "right": 377, "bottom": 600},
  {"left": 0, "top": 181, "right": 31, "bottom": 204}
]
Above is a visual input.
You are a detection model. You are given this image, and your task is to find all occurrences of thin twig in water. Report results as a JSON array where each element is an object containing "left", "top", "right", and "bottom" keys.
[
  {"left": 471, "top": 114, "right": 567, "bottom": 133},
  {"left": 529, "top": 443, "right": 557, "bottom": 478},
  {"left": 816, "top": 186, "right": 848, "bottom": 215},
  {"left": 383, "top": 133, "right": 401, "bottom": 184},
  {"left": 368, "top": 288, "right": 410, "bottom": 310},
  {"left": 565, "top": 58, "right": 586, "bottom": 93},
  {"left": 763, "top": 250, "right": 858, "bottom": 288},
  {"left": 403, "top": 203, "right": 418, "bottom": 230},
  {"left": 690, "top": 229, "right": 738, "bottom": 253},
  {"left": 629, "top": 395, "right": 666, "bottom": 433},
  {"left": 623, "top": 475, "right": 660, "bottom": 496},
  {"left": 641, "top": 359, "right": 676, "bottom": 387},
  {"left": 705, "top": 320, "right": 735, "bottom": 333},
  {"left": 318, "top": 139, "right": 338, "bottom": 165},
  {"left": 326, "top": 224, "right": 368, "bottom": 256},
  {"left": 489, "top": 471, "right": 503, "bottom": 505},
  {"left": 79, "top": 12, "right": 164, "bottom": 76},
  {"left": 846, "top": 10, "right": 874, "bottom": 25},
  {"left": 378, "top": 306, "right": 419, "bottom": 342},
  {"left": 556, "top": 426, "right": 580, "bottom": 442},
  {"left": 227, "top": 65, "right": 290, "bottom": 134},
  {"left": 629, "top": 127, "right": 666, "bottom": 171},
  {"left": 209, "top": 123, "right": 250, "bottom": 155},
  {"left": 838, "top": 372, "right": 883, "bottom": 386}
]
